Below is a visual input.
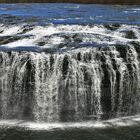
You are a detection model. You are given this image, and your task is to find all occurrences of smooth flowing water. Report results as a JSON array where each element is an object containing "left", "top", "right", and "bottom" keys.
[{"left": 0, "top": 3, "right": 140, "bottom": 140}]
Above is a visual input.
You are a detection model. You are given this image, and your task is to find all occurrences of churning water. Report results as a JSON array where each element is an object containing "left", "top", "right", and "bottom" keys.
[{"left": 0, "top": 3, "right": 140, "bottom": 140}]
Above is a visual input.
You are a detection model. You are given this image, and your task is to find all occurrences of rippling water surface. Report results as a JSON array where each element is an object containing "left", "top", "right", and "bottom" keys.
[{"left": 0, "top": 4, "right": 140, "bottom": 25}]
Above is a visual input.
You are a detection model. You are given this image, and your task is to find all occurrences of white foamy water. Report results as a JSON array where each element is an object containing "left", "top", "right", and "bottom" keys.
[
  {"left": 0, "top": 25, "right": 23, "bottom": 36},
  {"left": 0, "top": 24, "right": 139, "bottom": 50},
  {"left": 0, "top": 115, "right": 140, "bottom": 131}
]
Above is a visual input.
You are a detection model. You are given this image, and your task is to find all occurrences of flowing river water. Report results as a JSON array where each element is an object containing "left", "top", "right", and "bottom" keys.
[{"left": 0, "top": 3, "right": 140, "bottom": 140}]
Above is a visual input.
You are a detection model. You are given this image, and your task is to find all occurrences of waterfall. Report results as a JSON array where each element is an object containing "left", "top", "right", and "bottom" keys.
[
  {"left": 0, "top": 44, "right": 139, "bottom": 122},
  {"left": 0, "top": 23, "right": 140, "bottom": 122}
]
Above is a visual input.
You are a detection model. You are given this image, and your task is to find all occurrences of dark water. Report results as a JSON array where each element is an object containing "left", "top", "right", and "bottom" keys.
[{"left": 0, "top": 126, "right": 140, "bottom": 140}]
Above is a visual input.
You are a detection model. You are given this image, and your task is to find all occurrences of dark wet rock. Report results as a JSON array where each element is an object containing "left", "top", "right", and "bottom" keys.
[
  {"left": 20, "top": 25, "right": 34, "bottom": 34},
  {"left": 37, "top": 41, "right": 46, "bottom": 46},
  {"left": 58, "top": 41, "right": 80, "bottom": 49},
  {"left": 62, "top": 55, "right": 69, "bottom": 78},
  {"left": 116, "top": 44, "right": 128, "bottom": 62},
  {"left": 56, "top": 33, "right": 83, "bottom": 43},
  {"left": 104, "top": 24, "right": 121, "bottom": 31},
  {"left": 0, "top": 30, "right": 4, "bottom": 33},
  {"left": 53, "top": 33, "right": 83, "bottom": 49},
  {"left": 64, "top": 35, "right": 70, "bottom": 40},
  {"left": 100, "top": 53, "right": 106, "bottom": 62},
  {"left": 58, "top": 43, "right": 65, "bottom": 48},
  {"left": 0, "top": 36, "right": 21, "bottom": 45},
  {"left": 72, "top": 34, "right": 83, "bottom": 43},
  {"left": 122, "top": 30, "right": 137, "bottom": 39},
  {"left": 77, "top": 52, "right": 81, "bottom": 61},
  {"left": 130, "top": 41, "right": 140, "bottom": 48},
  {"left": 0, "top": 35, "right": 32, "bottom": 45},
  {"left": 130, "top": 41, "right": 140, "bottom": 58},
  {"left": 130, "top": 41, "right": 140, "bottom": 50},
  {"left": 111, "top": 58, "right": 117, "bottom": 70}
]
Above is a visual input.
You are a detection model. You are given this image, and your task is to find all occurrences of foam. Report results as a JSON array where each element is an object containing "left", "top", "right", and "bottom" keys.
[
  {"left": 0, "top": 25, "right": 22, "bottom": 36},
  {"left": 0, "top": 115, "right": 140, "bottom": 131},
  {"left": 0, "top": 24, "right": 139, "bottom": 51}
]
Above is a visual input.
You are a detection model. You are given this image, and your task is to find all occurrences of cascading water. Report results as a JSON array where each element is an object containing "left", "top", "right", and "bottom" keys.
[
  {"left": 1, "top": 4, "right": 140, "bottom": 140},
  {"left": 0, "top": 22, "right": 140, "bottom": 123},
  {"left": 0, "top": 3, "right": 139, "bottom": 127}
]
